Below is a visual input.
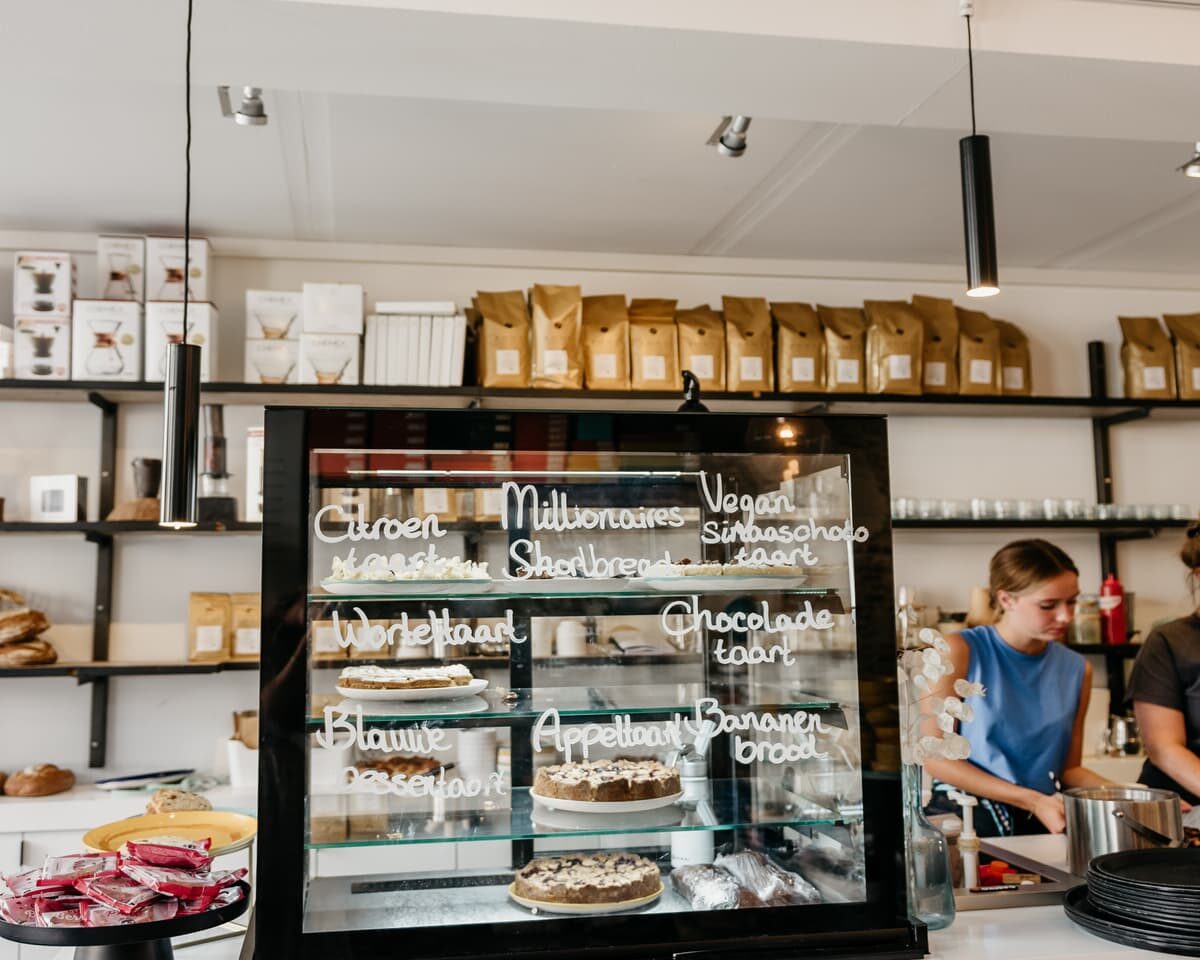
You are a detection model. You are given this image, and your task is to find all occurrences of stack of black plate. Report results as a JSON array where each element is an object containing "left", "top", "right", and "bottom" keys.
[{"left": 1064, "top": 849, "right": 1200, "bottom": 956}]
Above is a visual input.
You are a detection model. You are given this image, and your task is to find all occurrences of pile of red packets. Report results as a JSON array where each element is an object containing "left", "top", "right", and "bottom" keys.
[{"left": 0, "top": 838, "right": 246, "bottom": 928}]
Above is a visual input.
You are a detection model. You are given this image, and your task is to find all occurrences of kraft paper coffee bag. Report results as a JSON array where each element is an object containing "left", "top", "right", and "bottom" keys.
[
  {"left": 956, "top": 307, "right": 1001, "bottom": 395},
  {"left": 476, "top": 290, "right": 530, "bottom": 388},
  {"left": 817, "top": 306, "right": 866, "bottom": 393},
  {"left": 723, "top": 296, "right": 774, "bottom": 392},
  {"left": 864, "top": 300, "right": 924, "bottom": 395},
  {"left": 676, "top": 305, "right": 725, "bottom": 392},
  {"left": 1164, "top": 313, "right": 1200, "bottom": 400},
  {"left": 911, "top": 294, "right": 959, "bottom": 394},
  {"left": 772, "top": 302, "right": 824, "bottom": 392},
  {"left": 629, "top": 299, "right": 679, "bottom": 391},
  {"left": 1120, "top": 316, "right": 1177, "bottom": 399},
  {"left": 994, "top": 319, "right": 1033, "bottom": 396},
  {"left": 581, "top": 294, "right": 630, "bottom": 390},
  {"left": 530, "top": 283, "right": 583, "bottom": 389}
]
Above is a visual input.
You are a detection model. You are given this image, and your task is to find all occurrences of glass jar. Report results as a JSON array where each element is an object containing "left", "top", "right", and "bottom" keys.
[{"left": 1070, "top": 594, "right": 1102, "bottom": 646}]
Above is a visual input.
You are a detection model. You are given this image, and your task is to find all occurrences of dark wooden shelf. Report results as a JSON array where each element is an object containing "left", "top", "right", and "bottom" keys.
[
  {"left": 892, "top": 518, "right": 1191, "bottom": 533},
  {"left": 0, "top": 521, "right": 261, "bottom": 536},
  {"left": 0, "top": 660, "right": 260, "bottom": 680}
]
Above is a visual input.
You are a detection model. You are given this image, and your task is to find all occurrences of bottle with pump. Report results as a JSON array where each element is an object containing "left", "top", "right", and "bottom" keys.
[{"left": 1100, "top": 574, "right": 1127, "bottom": 645}]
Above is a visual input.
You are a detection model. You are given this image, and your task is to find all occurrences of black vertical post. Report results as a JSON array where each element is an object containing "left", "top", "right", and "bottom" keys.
[
  {"left": 507, "top": 500, "right": 533, "bottom": 869},
  {"left": 88, "top": 393, "right": 118, "bottom": 768}
]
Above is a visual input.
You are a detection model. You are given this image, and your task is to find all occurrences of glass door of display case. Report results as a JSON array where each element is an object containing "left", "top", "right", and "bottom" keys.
[{"left": 256, "top": 408, "right": 924, "bottom": 960}]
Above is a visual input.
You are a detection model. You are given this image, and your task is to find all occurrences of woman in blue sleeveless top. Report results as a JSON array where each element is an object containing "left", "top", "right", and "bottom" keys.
[{"left": 924, "top": 540, "right": 1111, "bottom": 836}]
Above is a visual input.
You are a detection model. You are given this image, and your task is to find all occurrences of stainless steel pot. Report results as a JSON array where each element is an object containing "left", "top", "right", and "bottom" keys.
[{"left": 1064, "top": 785, "right": 1183, "bottom": 875}]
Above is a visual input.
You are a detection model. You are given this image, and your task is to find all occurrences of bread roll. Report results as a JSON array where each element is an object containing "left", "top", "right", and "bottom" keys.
[
  {"left": 0, "top": 638, "right": 56, "bottom": 667},
  {"left": 0, "top": 609, "right": 50, "bottom": 645},
  {"left": 145, "top": 788, "right": 212, "bottom": 814},
  {"left": 4, "top": 763, "right": 75, "bottom": 798}
]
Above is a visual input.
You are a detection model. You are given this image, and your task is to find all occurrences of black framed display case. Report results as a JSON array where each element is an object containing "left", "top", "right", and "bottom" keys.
[{"left": 256, "top": 408, "right": 925, "bottom": 960}]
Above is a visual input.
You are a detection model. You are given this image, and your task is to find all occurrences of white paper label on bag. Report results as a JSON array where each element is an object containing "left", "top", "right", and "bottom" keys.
[
  {"left": 924, "top": 361, "right": 947, "bottom": 387},
  {"left": 495, "top": 349, "right": 520, "bottom": 375},
  {"left": 690, "top": 354, "right": 714, "bottom": 379},
  {"left": 1193, "top": 367, "right": 1200, "bottom": 391},
  {"left": 593, "top": 353, "right": 617, "bottom": 379},
  {"left": 480, "top": 488, "right": 504, "bottom": 517},
  {"left": 642, "top": 355, "right": 667, "bottom": 381},
  {"left": 791, "top": 356, "right": 816, "bottom": 383},
  {"left": 1143, "top": 366, "right": 1167, "bottom": 391},
  {"left": 235, "top": 627, "right": 261, "bottom": 656},
  {"left": 835, "top": 358, "right": 860, "bottom": 385},
  {"left": 422, "top": 488, "right": 450, "bottom": 514},
  {"left": 543, "top": 349, "right": 568, "bottom": 375},
  {"left": 886, "top": 354, "right": 913, "bottom": 381},
  {"left": 195, "top": 625, "right": 224, "bottom": 653},
  {"left": 314, "top": 625, "right": 340, "bottom": 654},
  {"left": 969, "top": 359, "right": 994, "bottom": 385},
  {"left": 739, "top": 356, "right": 764, "bottom": 382},
  {"left": 1003, "top": 366, "right": 1025, "bottom": 391}
]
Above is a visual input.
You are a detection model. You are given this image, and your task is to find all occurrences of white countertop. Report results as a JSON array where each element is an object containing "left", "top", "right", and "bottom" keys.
[{"left": 0, "top": 783, "right": 256, "bottom": 834}]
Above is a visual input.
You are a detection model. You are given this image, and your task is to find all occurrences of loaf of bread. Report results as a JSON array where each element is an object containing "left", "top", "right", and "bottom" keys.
[
  {"left": 0, "top": 772, "right": 6, "bottom": 794},
  {"left": 0, "top": 608, "right": 50, "bottom": 645},
  {"left": 145, "top": 788, "right": 212, "bottom": 814},
  {"left": 3, "top": 763, "right": 75, "bottom": 798},
  {"left": 0, "top": 638, "right": 57, "bottom": 667}
]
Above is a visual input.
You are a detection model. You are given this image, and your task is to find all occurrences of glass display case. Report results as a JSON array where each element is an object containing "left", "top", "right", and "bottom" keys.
[{"left": 257, "top": 408, "right": 925, "bottom": 959}]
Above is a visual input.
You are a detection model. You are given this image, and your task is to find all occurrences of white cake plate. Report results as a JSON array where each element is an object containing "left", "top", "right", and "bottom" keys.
[
  {"left": 508, "top": 882, "right": 663, "bottom": 915},
  {"left": 529, "top": 791, "right": 683, "bottom": 814},
  {"left": 334, "top": 678, "right": 489, "bottom": 701}
]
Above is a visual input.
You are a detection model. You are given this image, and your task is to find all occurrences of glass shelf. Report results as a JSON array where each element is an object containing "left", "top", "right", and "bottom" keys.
[
  {"left": 307, "top": 682, "right": 841, "bottom": 727},
  {"left": 307, "top": 778, "right": 855, "bottom": 849},
  {"left": 308, "top": 580, "right": 837, "bottom": 603}
]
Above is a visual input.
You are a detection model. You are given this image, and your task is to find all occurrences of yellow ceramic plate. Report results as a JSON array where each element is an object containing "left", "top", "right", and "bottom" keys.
[{"left": 82, "top": 811, "right": 258, "bottom": 856}]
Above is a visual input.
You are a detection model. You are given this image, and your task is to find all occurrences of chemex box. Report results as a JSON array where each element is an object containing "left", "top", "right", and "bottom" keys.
[
  {"left": 299, "top": 333, "right": 360, "bottom": 385},
  {"left": 302, "top": 283, "right": 364, "bottom": 335},
  {"left": 246, "top": 290, "right": 302, "bottom": 341},
  {"left": 71, "top": 300, "right": 142, "bottom": 381},
  {"left": 13, "top": 252, "right": 75, "bottom": 317},
  {"left": 145, "top": 236, "right": 210, "bottom": 302},
  {"left": 96, "top": 236, "right": 146, "bottom": 302},
  {"left": 144, "top": 301, "right": 219, "bottom": 382},
  {"left": 245, "top": 339, "right": 299, "bottom": 384},
  {"left": 14, "top": 316, "right": 71, "bottom": 380}
]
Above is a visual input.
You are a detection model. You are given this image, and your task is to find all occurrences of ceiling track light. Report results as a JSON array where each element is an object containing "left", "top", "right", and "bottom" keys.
[
  {"left": 959, "top": 4, "right": 999, "bottom": 298},
  {"left": 707, "top": 115, "right": 752, "bottom": 158},
  {"left": 1178, "top": 141, "right": 1200, "bottom": 178},
  {"left": 218, "top": 85, "right": 268, "bottom": 126}
]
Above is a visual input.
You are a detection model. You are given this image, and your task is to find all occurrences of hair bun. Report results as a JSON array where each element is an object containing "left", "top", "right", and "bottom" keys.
[{"left": 1187, "top": 521, "right": 1200, "bottom": 539}]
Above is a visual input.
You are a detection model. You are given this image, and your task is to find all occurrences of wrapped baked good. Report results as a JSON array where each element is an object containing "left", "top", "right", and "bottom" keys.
[
  {"left": 2, "top": 868, "right": 60, "bottom": 897},
  {"left": 671, "top": 864, "right": 741, "bottom": 910},
  {"left": 4, "top": 763, "right": 75, "bottom": 798},
  {"left": 81, "top": 899, "right": 179, "bottom": 926},
  {"left": 121, "top": 836, "right": 212, "bottom": 871},
  {"left": 145, "top": 788, "right": 211, "bottom": 814},
  {"left": 0, "top": 895, "right": 38, "bottom": 924},
  {"left": 119, "top": 863, "right": 246, "bottom": 901},
  {"left": 714, "top": 850, "right": 821, "bottom": 905},
  {"left": 177, "top": 884, "right": 245, "bottom": 915},
  {"left": 34, "top": 898, "right": 86, "bottom": 927},
  {"left": 75, "top": 874, "right": 162, "bottom": 916},
  {"left": 41, "top": 853, "right": 117, "bottom": 888},
  {"left": 0, "top": 638, "right": 56, "bottom": 667}
]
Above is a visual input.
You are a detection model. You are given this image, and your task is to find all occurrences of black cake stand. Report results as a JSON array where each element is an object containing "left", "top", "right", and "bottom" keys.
[{"left": 0, "top": 881, "right": 250, "bottom": 959}]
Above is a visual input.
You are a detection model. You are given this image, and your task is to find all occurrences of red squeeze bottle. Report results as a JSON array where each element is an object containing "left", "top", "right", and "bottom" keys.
[{"left": 1100, "top": 574, "right": 1128, "bottom": 645}]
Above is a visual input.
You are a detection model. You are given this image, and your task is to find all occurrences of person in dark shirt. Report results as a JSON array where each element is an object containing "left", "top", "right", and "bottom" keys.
[{"left": 1128, "top": 522, "right": 1200, "bottom": 806}]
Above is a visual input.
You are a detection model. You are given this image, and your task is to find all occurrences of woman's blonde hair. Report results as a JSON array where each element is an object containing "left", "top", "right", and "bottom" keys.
[{"left": 989, "top": 539, "right": 1079, "bottom": 610}]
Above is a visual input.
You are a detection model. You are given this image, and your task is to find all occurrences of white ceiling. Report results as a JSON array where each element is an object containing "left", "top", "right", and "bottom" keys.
[{"left": 5, "top": 0, "right": 1200, "bottom": 273}]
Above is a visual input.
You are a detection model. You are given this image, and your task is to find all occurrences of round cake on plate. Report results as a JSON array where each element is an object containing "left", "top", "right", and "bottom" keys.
[
  {"left": 512, "top": 853, "right": 660, "bottom": 905},
  {"left": 533, "top": 758, "right": 680, "bottom": 803}
]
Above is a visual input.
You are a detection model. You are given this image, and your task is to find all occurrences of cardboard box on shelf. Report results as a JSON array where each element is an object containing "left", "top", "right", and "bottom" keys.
[
  {"left": 188, "top": 592, "right": 232, "bottom": 662},
  {"left": 245, "top": 290, "right": 302, "bottom": 341},
  {"left": 71, "top": 300, "right": 142, "bottom": 382},
  {"left": 96, "top": 236, "right": 146, "bottom": 302},
  {"left": 144, "top": 302, "right": 219, "bottom": 382},
  {"left": 230, "top": 593, "right": 261, "bottom": 661},
  {"left": 244, "top": 339, "right": 299, "bottom": 384},
  {"left": 0, "top": 324, "right": 12, "bottom": 378},
  {"left": 29, "top": 475, "right": 87, "bottom": 522},
  {"left": 302, "top": 283, "right": 364, "bottom": 335},
  {"left": 311, "top": 619, "right": 345, "bottom": 661},
  {"left": 299, "top": 333, "right": 360, "bottom": 385},
  {"left": 13, "top": 252, "right": 75, "bottom": 318},
  {"left": 413, "top": 487, "right": 459, "bottom": 522},
  {"left": 245, "top": 426, "right": 265, "bottom": 522},
  {"left": 145, "top": 237, "right": 210, "bottom": 302},
  {"left": 14, "top": 316, "right": 71, "bottom": 380}
]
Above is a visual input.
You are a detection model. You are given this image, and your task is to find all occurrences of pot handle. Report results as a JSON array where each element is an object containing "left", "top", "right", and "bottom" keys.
[{"left": 1112, "top": 809, "right": 1181, "bottom": 848}]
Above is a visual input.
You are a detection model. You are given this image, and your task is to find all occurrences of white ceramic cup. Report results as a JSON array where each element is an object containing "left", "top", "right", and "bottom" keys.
[
  {"left": 531, "top": 619, "right": 557, "bottom": 658},
  {"left": 555, "top": 620, "right": 588, "bottom": 657}
]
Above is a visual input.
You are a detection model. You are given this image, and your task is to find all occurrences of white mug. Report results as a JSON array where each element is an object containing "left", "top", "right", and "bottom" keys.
[
  {"left": 531, "top": 619, "right": 557, "bottom": 658},
  {"left": 555, "top": 620, "right": 588, "bottom": 657}
]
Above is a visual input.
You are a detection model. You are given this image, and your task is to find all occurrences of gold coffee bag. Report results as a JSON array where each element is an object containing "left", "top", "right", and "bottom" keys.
[
  {"left": 1164, "top": 313, "right": 1200, "bottom": 400},
  {"left": 530, "top": 283, "right": 583, "bottom": 389},
  {"left": 581, "top": 294, "right": 630, "bottom": 390},
  {"left": 994, "top": 319, "right": 1032, "bottom": 396},
  {"left": 864, "top": 300, "right": 924, "bottom": 395},
  {"left": 676, "top": 305, "right": 725, "bottom": 392},
  {"left": 956, "top": 307, "right": 1001, "bottom": 395},
  {"left": 475, "top": 290, "right": 530, "bottom": 388},
  {"left": 188, "top": 592, "right": 231, "bottom": 662},
  {"left": 818, "top": 306, "right": 866, "bottom": 393},
  {"left": 911, "top": 295, "right": 959, "bottom": 394},
  {"left": 1119, "top": 316, "right": 1177, "bottom": 399},
  {"left": 723, "top": 296, "right": 774, "bottom": 392},
  {"left": 772, "top": 303, "right": 824, "bottom": 392},
  {"left": 629, "top": 298, "right": 679, "bottom": 391}
]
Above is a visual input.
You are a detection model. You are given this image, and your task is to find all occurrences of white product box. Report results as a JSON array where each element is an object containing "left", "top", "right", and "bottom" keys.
[
  {"left": 144, "top": 301, "right": 219, "bottom": 382},
  {"left": 0, "top": 325, "right": 12, "bottom": 379},
  {"left": 246, "top": 426, "right": 265, "bottom": 522},
  {"left": 245, "top": 290, "right": 302, "bottom": 341},
  {"left": 244, "top": 339, "right": 299, "bottom": 384},
  {"left": 145, "top": 236, "right": 210, "bottom": 302},
  {"left": 299, "top": 333, "right": 360, "bottom": 385},
  {"left": 13, "top": 252, "right": 75, "bottom": 318},
  {"left": 71, "top": 300, "right": 142, "bottom": 381},
  {"left": 375, "top": 301, "right": 457, "bottom": 316},
  {"left": 302, "top": 283, "right": 364, "bottom": 335},
  {"left": 14, "top": 316, "right": 71, "bottom": 380},
  {"left": 96, "top": 236, "right": 146, "bottom": 302},
  {"left": 29, "top": 475, "right": 87, "bottom": 522}
]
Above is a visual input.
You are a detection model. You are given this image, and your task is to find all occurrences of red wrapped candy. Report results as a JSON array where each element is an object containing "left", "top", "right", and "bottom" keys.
[
  {"left": 75, "top": 874, "right": 162, "bottom": 916},
  {"left": 0, "top": 896, "right": 38, "bottom": 925},
  {"left": 176, "top": 884, "right": 245, "bottom": 916},
  {"left": 81, "top": 899, "right": 179, "bottom": 927},
  {"left": 2, "top": 868, "right": 67, "bottom": 898},
  {"left": 34, "top": 899, "right": 85, "bottom": 928},
  {"left": 119, "top": 863, "right": 245, "bottom": 901},
  {"left": 39, "top": 853, "right": 118, "bottom": 888},
  {"left": 120, "top": 836, "right": 213, "bottom": 871}
]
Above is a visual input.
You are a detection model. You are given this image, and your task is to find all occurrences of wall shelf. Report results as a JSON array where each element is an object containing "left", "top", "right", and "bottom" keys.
[
  {"left": 0, "top": 521, "right": 262, "bottom": 536},
  {"left": 0, "top": 660, "right": 260, "bottom": 680},
  {"left": 892, "top": 518, "right": 1190, "bottom": 534}
]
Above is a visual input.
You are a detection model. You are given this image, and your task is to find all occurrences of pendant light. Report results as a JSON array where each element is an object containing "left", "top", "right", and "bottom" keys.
[
  {"left": 160, "top": 0, "right": 201, "bottom": 529},
  {"left": 960, "top": 5, "right": 999, "bottom": 298}
]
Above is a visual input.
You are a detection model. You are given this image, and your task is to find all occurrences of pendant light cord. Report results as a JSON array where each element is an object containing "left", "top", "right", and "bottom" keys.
[
  {"left": 964, "top": 13, "right": 974, "bottom": 138},
  {"left": 183, "top": 0, "right": 193, "bottom": 340}
]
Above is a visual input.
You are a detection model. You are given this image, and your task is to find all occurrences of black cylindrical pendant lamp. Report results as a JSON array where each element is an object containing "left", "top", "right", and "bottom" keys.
[
  {"left": 960, "top": 133, "right": 999, "bottom": 298},
  {"left": 160, "top": 341, "right": 202, "bottom": 528}
]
